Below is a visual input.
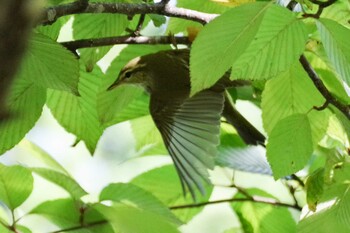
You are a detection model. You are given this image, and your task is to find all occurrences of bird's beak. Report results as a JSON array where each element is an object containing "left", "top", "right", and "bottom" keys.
[{"left": 107, "top": 79, "right": 122, "bottom": 91}]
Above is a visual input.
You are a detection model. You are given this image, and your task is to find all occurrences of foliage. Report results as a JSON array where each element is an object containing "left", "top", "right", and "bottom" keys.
[{"left": 0, "top": 0, "right": 349, "bottom": 232}]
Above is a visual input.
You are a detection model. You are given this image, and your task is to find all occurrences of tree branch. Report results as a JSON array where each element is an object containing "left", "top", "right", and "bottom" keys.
[
  {"left": 49, "top": 220, "right": 107, "bottom": 233},
  {"left": 48, "top": 194, "right": 301, "bottom": 233},
  {"left": 39, "top": 1, "right": 217, "bottom": 26},
  {"left": 169, "top": 196, "right": 302, "bottom": 211},
  {"left": 299, "top": 55, "right": 350, "bottom": 120},
  {"left": 302, "top": 0, "right": 338, "bottom": 18},
  {"left": 61, "top": 35, "right": 191, "bottom": 51}
]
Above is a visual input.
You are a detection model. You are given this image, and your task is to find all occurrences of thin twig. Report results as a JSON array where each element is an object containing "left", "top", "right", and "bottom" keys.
[
  {"left": 61, "top": 35, "right": 191, "bottom": 52},
  {"left": 313, "top": 100, "right": 330, "bottom": 111},
  {"left": 49, "top": 220, "right": 107, "bottom": 233},
  {"left": 169, "top": 196, "right": 302, "bottom": 211},
  {"left": 303, "top": 0, "right": 338, "bottom": 18},
  {"left": 39, "top": 2, "right": 217, "bottom": 25},
  {"left": 133, "top": 14, "right": 146, "bottom": 36},
  {"left": 299, "top": 55, "right": 350, "bottom": 120},
  {"left": 230, "top": 184, "right": 253, "bottom": 198},
  {"left": 308, "top": 0, "right": 338, "bottom": 7}
]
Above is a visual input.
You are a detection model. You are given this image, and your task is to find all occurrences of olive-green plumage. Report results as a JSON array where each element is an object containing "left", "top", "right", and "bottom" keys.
[{"left": 108, "top": 49, "right": 265, "bottom": 199}]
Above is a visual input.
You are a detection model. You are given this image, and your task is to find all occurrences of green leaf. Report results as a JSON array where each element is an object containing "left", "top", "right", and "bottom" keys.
[
  {"left": 22, "top": 33, "right": 79, "bottom": 94},
  {"left": 16, "top": 225, "right": 32, "bottom": 233},
  {"left": 19, "top": 140, "right": 69, "bottom": 174},
  {"left": 73, "top": 13, "right": 128, "bottom": 68},
  {"left": 305, "top": 168, "right": 325, "bottom": 211},
  {"left": 261, "top": 63, "right": 328, "bottom": 146},
  {"left": 317, "top": 18, "right": 350, "bottom": 87},
  {"left": 266, "top": 114, "right": 313, "bottom": 179},
  {"left": 191, "top": 2, "right": 269, "bottom": 94},
  {"left": 30, "top": 199, "right": 81, "bottom": 227},
  {"left": 131, "top": 165, "right": 212, "bottom": 222},
  {"left": 316, "top": 69, "right": 350, "bottom": 105},
  {"left": 298, "top": 206, "right": 350, "bottom": 233},
  {"left": 148, "top": 14, "right": 166, "bottom": 27},
  {"left": 31, "top": 168, "right": 87, "bottom": 199},
  {"left": 191, "top": 3, "right": 308, "bottom": 94},
  {"left": 30, "top": 198, "right": 113, "bottom": 232},
  {"left": 322, "top": 0, "right": 350, "bottom": 27},
  {"left": 47, "top": 65, "right": 104, "bottom": 154},
  {"left": 0, "top": 164, "right": 33, "bottom": 210},
  {"left": 99, "top": 183, "right": 181, "bottom": 225},
  {"left": 0, "top": 79, "right": 46, "bottom": 154},
  {"left": 232, "top": 189, "right": 297, "bottom": 233},
  {"left": 130, "top": 115, "right": 163, "bottom": 150},
  {"left": 36, "top": 16, "right": 71, "bottom": 40},
  {"left": 95, "top": 204, "right": 180, "bottom": 233},
  {"left": 0, "top": 224, "right": 11, "bottom": 233}
]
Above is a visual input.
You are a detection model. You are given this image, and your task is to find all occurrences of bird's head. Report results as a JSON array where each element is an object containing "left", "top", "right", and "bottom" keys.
[{"left": 107, "top": 56, "right": 149, "bottom": 91}]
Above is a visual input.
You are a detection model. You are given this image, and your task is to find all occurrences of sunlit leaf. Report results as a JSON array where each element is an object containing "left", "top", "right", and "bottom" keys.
[
  {"left": 261, "top": 63, "right": 329, "bottom": 146},
  {"left": 73, "top": 12, "right": 128, "bottom": 68},
  {"left": 305, "top": 168, "right": 325, "bottom": 211},
  {"left": 22, "top": 33, "right": 79, "bottom": 94},
  {"left": 131, "top": 165, "right": 212, "bottom": 222},
  {"left": 95, "top": 204, "right": 180, "bottom": 233},
  {"left": 32, "top": 198, "right": 112, "bottom": 232},
  {"left": 100, "top": 183, "right": 181, "bottom": 225},
  {"left": 0, "top": 164, "right": 33, "bottom": 210},
  {"left": 317, "top": 18, "right": 350, "bottom": 87},
  {"left": 266, "top": 114, "right": 313, "bottom": 179},
  {"left": 19, "top": 140, "right": 69, "bottom": 174},
  {"left": 0, "top": 79, "right": 46, "bottom": 154},
  {"left": 131, "top": 115, "right": 162, "bottom": 150},
  {"left": 191, "top": 3, "right": 308, "bottom": 94},
  {"left": 31, "top": 168, "right": 87, "bottom": 199},
  {"left": 30, "top": 199, "right": 82, "bottom": 227},
  {"left": 232, "top": 189, "right": 297, "bottom": 233},
  {"left": 47, "top": 65, "right": 104, "bottom": 154}
]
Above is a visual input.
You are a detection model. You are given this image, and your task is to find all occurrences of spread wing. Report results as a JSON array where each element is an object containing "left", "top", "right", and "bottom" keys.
[{"left": 150, "top": 90, "right": 224, "bottom": 199}]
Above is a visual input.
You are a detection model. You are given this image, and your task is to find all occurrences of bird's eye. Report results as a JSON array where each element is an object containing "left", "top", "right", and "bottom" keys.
[{"left": 124, "top": 71, "right": 132, "bottom": 79}]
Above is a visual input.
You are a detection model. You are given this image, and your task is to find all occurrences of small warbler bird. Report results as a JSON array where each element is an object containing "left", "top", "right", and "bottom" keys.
[{"left": 108, "top": 49, "right": 265, "bottom": 199}]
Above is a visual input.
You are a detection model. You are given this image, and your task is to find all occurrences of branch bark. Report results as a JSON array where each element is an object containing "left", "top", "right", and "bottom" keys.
[
  {"left": 169, "top": 196, "right": 302, "bottom": 211},
  {"left": 299, "top": 55, "right": 350, "bottom": 120},
  {"left": 48, "top": 194, "right": 301, "bottom": 232},
  {"left": 61, "top": 35, "right": 191, "bottom": 51},
  {"left": 39, "top": 1, "right": 217, "bottom": 25}
]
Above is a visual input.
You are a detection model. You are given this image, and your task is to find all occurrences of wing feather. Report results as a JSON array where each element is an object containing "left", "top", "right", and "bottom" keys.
[{"left": 150, "top": 90, "right": 224, "bottom": 199}]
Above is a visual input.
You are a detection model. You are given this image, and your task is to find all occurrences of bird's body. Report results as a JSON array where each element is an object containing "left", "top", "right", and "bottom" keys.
[{"left": 108, "top": 49, "right": 265, "bottom": 199}]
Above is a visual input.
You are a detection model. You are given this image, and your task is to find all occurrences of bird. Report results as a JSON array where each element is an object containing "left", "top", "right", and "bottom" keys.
[{"left": 107, "top": 49, "right": 265, "bottom": 199}]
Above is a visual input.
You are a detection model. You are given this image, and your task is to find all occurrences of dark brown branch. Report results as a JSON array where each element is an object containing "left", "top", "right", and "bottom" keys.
[
  {"left": 313, "top": 100, "right": 330, "bottom": 111},
  {"left": 39, "top": 2, "right": 217, "bottom": 26},
  {"left": 130, "top": 13, "right": 146, "bottom": 36},
  {"left": 49, "top": 194, "right": 301, "bottom": 232},
  {"left": 303, "top": 0, "right": 338, "bottom": 18},
  {"left": 308, "top": 0, "right": 338, "bottom": 7},
  {"left": 61, "top": 36, "right": 191, "bottom": 51},
  {"left": 169, "top": 196, "right": 302, "bottom": 211},
  {"left": 299, "top": 55, "right": 350, "bottom": 120}
]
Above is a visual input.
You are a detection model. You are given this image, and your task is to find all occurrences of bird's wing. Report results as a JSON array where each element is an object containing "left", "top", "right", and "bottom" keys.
[{"left": 150, "top": 90, "right": 224, "bottom": 199}]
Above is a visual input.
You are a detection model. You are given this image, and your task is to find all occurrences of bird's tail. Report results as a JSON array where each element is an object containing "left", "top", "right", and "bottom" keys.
[{"left": 222, "top": 92, "right": 266, "bottom": 146}]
